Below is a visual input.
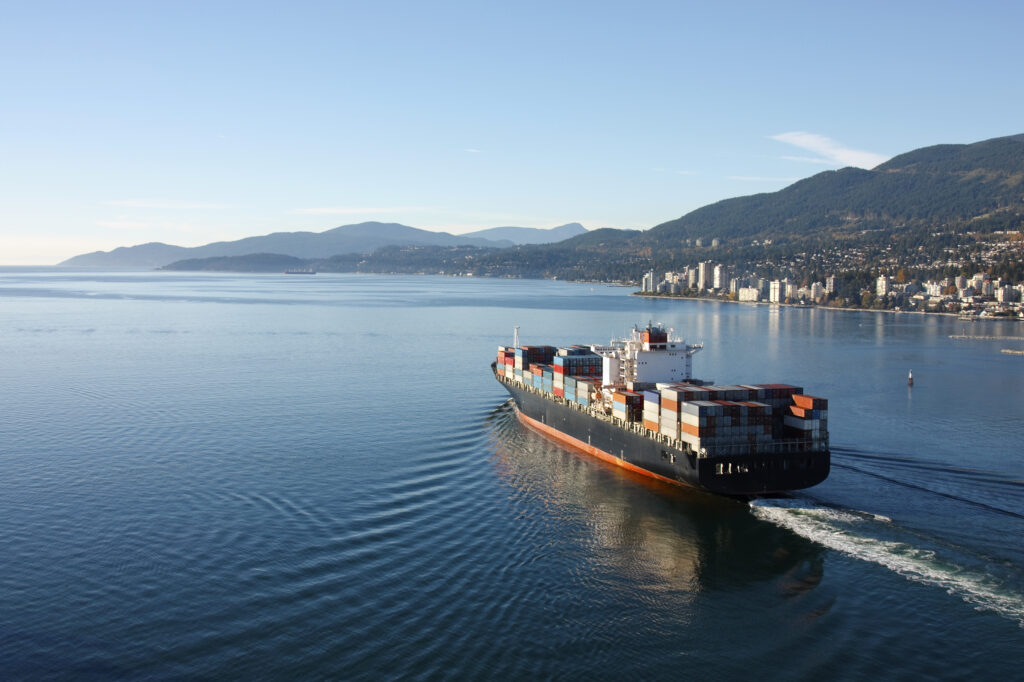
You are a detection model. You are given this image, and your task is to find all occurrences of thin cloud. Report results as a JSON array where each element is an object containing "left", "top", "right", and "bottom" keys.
[
  {"left": 95, "top": 218, "right": 211, "bottom": 233},
  {"left": 291, "top": 206, "right": 430, "bottom": 215},
  {"left": 103, "top": 200, "right": 230, "bottom": 209},
  {"left": 464, "top": 148, "right": 482, "bottom": 153},
  {"left": 771, "top": 132, "right": 890, "bottom": 169},
  {"left": 781, "top": 155, "right": 836, "bottom": 165},
  {"left": 729, "top": 175, "right": 800, "bottom": 183},
  {"left": 96, "top": 220, "right": 151, "bottom": 230}
]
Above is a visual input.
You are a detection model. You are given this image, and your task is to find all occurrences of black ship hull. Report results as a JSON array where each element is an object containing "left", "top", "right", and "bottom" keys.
[{"left": 497, "top": 371, "right": 829, "bottom": 497}]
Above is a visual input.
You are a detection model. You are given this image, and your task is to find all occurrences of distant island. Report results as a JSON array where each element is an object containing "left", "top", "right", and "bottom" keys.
[{"left": 60, "top": 222, "right": 588, "bottom": 269}]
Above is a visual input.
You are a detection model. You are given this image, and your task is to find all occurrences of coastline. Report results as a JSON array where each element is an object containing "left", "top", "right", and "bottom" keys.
[{"left": 628, "top": 292, "right": 1022, "bottom": 320}]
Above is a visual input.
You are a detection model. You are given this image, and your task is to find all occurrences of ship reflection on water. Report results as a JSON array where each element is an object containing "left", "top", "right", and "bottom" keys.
[{"left": 485, "top": 401, "right": 826, "bottom": 605}]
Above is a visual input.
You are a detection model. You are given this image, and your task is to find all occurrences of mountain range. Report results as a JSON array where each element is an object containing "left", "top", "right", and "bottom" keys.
[
  {"left": 60, "top": 222, "right": 588, "bottom": 268},
  {"left": 640, "top": 133, "right": 1024, "bottom": 246},
  {"left": 64, "top": 133, "right": 1024, "bottom": 277}
]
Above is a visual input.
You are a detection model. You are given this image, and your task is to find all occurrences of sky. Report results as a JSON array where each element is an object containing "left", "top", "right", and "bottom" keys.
[{"left": 2, "top": 1, "right": 1023, "bottom": 264}]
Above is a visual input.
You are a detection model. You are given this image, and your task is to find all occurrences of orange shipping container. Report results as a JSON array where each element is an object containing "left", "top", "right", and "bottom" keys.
[{"left": 793, "top": 394, "right": 828, "bottom": 410}]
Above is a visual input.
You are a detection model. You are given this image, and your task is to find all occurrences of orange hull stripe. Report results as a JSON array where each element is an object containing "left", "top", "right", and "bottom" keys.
[{"left": 515, "top": 407, "right": 683, "bottom": 487}]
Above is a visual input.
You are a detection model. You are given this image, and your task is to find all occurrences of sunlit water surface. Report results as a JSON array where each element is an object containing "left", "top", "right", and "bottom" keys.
[{"left": 0, "top": 270, "right": 1021, "bottom": 679}]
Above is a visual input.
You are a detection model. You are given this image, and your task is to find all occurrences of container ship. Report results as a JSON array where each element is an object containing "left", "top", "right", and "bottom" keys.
[{"left": 493, "top": 325, "right": 830, "bottom": 497}]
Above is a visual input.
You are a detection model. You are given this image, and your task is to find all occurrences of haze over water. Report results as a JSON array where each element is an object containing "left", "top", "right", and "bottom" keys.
[{"left": 1, "top": 270, "right": 1021, "bottom": 679}]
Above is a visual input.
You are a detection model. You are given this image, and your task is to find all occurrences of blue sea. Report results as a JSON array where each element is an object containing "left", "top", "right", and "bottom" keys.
[{"left": 1, "top": 269, "right": 1021, "bottom": 679}]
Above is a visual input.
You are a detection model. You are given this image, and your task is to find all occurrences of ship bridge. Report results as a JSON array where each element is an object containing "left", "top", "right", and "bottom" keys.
[{"left": 593, "top": 324, "right": 702, "bottom": 386}]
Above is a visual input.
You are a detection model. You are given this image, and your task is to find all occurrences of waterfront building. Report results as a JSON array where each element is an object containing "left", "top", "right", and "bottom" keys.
[
  {"left": 877, "top": 275, "right": 890, "bottom": 297},
  {"left": 810, "top": 282, "right": 825, "bottom": 301},
  {"left": 997, "top": 286, "right": 1019, "bottom": 303},
  {"left": 769, "top": 279, "right": 787, "bottom": 303},
  {"left": 698, "top": 261, "right": 713, "bottom": 290},
  {"left": 713, "top": 264, "right": 729, "bottom": 291},
  {"left": 642, "top": 270, "right": 655, "bottom": 293},
  {"left": 738, "top": 287, "right": 760, "bottom": 302}
]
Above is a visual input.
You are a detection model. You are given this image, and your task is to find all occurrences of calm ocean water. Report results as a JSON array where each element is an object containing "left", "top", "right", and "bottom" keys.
[{"left": 1, "top": 269, "right": 1021, "bottom": 679}]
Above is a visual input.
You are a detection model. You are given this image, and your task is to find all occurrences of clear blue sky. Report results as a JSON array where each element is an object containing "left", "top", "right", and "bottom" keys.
[{"left": 2, "top": 1, "right": 1022, "bottom": 264}]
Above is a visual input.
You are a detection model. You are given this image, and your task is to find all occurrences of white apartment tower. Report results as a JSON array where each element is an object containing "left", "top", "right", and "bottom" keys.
[{"left": 713, "top": 264, "right": 729, "bottom": 291}]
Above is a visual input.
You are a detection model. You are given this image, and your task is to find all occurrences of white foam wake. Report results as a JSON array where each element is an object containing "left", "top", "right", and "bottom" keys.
[{"left": 751, "top": 498, "right": 1024, "bottom": 627}]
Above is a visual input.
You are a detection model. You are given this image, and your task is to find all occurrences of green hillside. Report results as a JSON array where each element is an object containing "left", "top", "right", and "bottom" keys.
[{"left": 644, "top": 133, "right": 1024, "bottom": 245}]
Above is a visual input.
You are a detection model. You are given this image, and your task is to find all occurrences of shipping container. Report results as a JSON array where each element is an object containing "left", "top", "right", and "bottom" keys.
[{"left": 793, "top": 394, "right": 828, "bottom": 411}]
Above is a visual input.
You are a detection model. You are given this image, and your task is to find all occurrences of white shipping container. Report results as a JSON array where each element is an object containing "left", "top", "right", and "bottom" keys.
[{"left": 680, "top": 413, "right": 707, "bottom": 427}]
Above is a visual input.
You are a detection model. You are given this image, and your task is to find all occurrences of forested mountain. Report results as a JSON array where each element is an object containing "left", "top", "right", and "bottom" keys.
[
  {"left": 160, "top": 134, "right": 1024, "bottom": 282},
  {"left": 643, "top": 133, "right": 1024, "bottom": 245},
  {"left": 60, "top": 221, "right": 586, "bottom": 268},
  {"left": 461, "top": 222, "right": 587, "bottom": 245}
]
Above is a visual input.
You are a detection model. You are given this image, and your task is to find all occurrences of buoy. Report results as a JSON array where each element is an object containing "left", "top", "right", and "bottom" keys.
[{"left": 908, "top": 369, "right": 914, "bottom": 387}]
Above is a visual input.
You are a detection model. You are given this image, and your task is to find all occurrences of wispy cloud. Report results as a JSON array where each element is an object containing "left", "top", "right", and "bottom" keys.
[
  {"left": 95, "top": 220, "right": 151, "bottom": 230},
  {"left": 652, "top": 168, "right": 697, "bottom": 175},
  {"left": 781, "top": 155, "right": 836, "bottom": 165},
  {"left": 729, "top": 175, "right": 800, "bottom": 183},
  {"left": 291, "top": 206, "right": 431, "bottom": 215},
  {"left": 103, "top": 200, "right": 230, "bottom": 209},
  {"left": 770, "top": 132, "right": 889, "bottom": 169}
]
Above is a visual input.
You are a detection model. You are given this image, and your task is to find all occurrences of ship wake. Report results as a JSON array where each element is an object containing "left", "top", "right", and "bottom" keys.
[{"left": 751, "top": 497, "right": 1024, "bottom": 627}]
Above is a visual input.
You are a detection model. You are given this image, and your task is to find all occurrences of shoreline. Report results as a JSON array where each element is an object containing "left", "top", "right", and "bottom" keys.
[{"left": 629, "top": 292, "right": 1023, "bottom": 320}]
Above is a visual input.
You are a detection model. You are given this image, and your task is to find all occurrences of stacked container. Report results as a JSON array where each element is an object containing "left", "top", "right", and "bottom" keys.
[
  {"left": 575, "top": 378, "right": 597, "bottom": 407},
  {"left": 784, "top": 394, "right": 828, "bottom": 443},
  {"left": 659, "top": 386, "right": 683, "bottom": 438},
  {"left": 564, "top": 375, "right": 577, "bottom": 402},
  {"left": 529, "top": 364, "right": 544, "bottom": 390},
  {"left": 496, "top": 346, "right": 517, "bottom": 379},
  {"left": 516, "top": 345, "right": 556, "bottom": 372},
  {"left": 501, "top": 342, "right": 826, "bottom": 456},
  {"left": 553, "top": 352, "right": 602, "bottom": 377},
  {"left": 553, "top": 349, "right": 601, "bottom": 399},
  {"left": 611, "top": 390, "right": 643, "bottom": 422},
  {"left": 676, "top": 400, "right": 775, "bottom": 451},
  {"left": 642, "top": 390, "right": 661, "bottom": 431}
]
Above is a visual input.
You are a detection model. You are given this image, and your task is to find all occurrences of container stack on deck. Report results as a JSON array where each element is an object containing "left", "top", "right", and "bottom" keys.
[
  {"left": 642, "top": 390, "right": 661, "bottom": 431},
  {"left": 610, "top": 390, "right": 643, "bottom": 422},
  {"left": 676, "top": 400, "right": 773, "bottom": 452},
  {"left": 497, "top": 345, "right": 828, "bottom": 456},
  {"left": 783, "top": 394, "right": 828, "bottom": 441},
  {"left": 553, "top": 349, "right": 601, "bottom": 398},
  {"left": 496, "top": 347, "right": 516, "bottom": 380}
]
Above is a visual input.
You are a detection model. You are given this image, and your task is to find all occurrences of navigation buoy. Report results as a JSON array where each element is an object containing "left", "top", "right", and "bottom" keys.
[{"left": 908, "top": 369, "right": 914, "bottom": 387}]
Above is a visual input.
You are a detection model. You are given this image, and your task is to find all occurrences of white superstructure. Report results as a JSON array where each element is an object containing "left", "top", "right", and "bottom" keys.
[{"left": 592, "top": 325, "right": 703, "bottom": 386}]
